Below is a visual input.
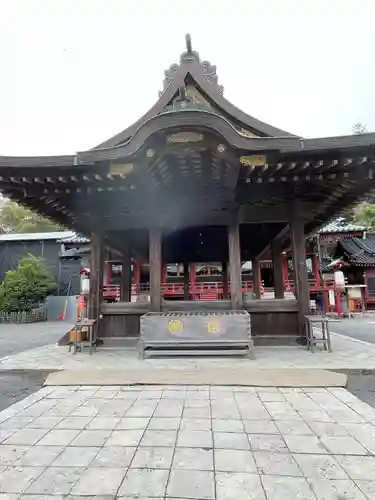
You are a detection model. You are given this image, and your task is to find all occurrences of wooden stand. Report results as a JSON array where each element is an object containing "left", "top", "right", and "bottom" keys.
[
  {"left": 150, "top": 228, "right": 162, "bottom": 311},
  {"left": 304, "top": 315, "right": 334, "bottom": 353},
  {"left": 69, "top": 318, "right": 97, "bottom": 355}
]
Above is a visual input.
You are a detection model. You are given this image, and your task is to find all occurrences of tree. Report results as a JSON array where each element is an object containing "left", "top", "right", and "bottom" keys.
[
  {"left": 0, "top": 255, "right": 56, "bottom": 312},
  {"left": 352, "top": 123, "right": 368, "bottom": 134},
  {"left": 351, "top": 202, "right": 375, "bottom": 229},
  {"left": 0, "top": 199, "right": 62, "bottom": 233},
  {"left": 345, "top": 122, "right": 375, "bottom": 227}
]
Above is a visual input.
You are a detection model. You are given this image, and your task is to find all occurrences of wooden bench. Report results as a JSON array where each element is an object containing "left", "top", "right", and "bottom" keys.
[{"left": 304, "top": 315, "right": 338, "bottom": 353}]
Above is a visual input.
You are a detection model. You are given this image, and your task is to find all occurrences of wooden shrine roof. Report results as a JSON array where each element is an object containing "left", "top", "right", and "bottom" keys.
[
  {"left": 93, "top": 34, "right": 295, "bottom": 149},
  {"left": 0, "top": 35, "right": 375, "bottom": 258}
]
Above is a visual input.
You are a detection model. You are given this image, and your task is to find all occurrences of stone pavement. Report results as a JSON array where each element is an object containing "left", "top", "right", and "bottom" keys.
[
  {"left": 1, "top": 332, "right": 375, "bottom": 371},
  {"left": 0, "top": 321, "right": 71, "bottom": 359},
  {"left": 1, "top": 385, "right": 375, "bottom": 499}
]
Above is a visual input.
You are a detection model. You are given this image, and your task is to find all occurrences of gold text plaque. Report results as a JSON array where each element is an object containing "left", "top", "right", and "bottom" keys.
[{"left": 240, "top": 155, "right": 266, "bottom": 167}]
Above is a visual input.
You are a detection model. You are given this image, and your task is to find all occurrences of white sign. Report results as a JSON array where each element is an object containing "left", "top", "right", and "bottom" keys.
[
  {"left": 334, "top": 270, "right": 345, "bottom": 288},
  {"left": 80, "top": 277, "right": 90, "bottom": 295},
  {"left": 328, "top": 289, "right": 336, "bottom": 306}
]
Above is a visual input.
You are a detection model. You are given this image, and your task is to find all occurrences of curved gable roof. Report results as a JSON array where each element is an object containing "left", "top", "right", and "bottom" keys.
[{"left": 93, "top": 35, "right": 296, "bottom": 150}]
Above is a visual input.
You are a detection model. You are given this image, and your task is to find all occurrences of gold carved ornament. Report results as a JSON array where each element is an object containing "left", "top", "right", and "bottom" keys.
[
  {"left": 240, "top": 155, "right": 267, "bottom": 168},
  {"left": 166, "top": 132, "right": 204, "bottom": 144},
  {"left": 207, "top": 319, "right": 220, "bottom": 334},
  {"left": 168, "top": 319, "right": 184, "bottom": 334},
  {"left": 240, "top": 128, "right": 259, "bottom": 138},
  {"left": 108, "top": 163, "right": 134, "bottom": 176}
]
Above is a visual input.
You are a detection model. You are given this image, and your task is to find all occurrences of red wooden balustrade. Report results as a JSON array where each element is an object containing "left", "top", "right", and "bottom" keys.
[{"left": 102, "top": 281, "right": 264, "bottom": 301}]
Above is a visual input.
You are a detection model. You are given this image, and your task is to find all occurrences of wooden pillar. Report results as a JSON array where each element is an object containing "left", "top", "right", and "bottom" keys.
[
  {"left": 222, "top": 261, "right": 229, "bottom": 299},
  {"left": 88, "top": 232, "right": 104, "bottom": 323},
  {"left": 183, "top": 263, "right": 190, "bottom": 301},
  {"left": 105, "top": 261, "right": 111, "bottom": 286},
  {"left": 289, "top": 205, "right": 309, "bottom": 334},
  {"left": 271, "top": 240, "right": 285, "bottom": 299},
  {"left": 313, "top": 254, "right": 321, "bottom": 289},
  {"left": 282, "top": 253, "right": 289, "bottom": 289},
  {"left": 253, "top": 260, "right": 261, "bottom": 299},
  {"left": 133, "top": 261, "right": 141, "bottom": 291},
  {"left": 162, "top": 263, "right": 167, "bottom": 284},
  {"left": 189, "top": 263, "right": 196, "bottom": 289},
  {"left": 228, "top": 216, "right": 242, "bottom": 309},
  {"left": 121, "top": 252, "right": 131, "bottom": 302},
  {"left": 149, "top": 228, "right": 162, "bottom": 311}
]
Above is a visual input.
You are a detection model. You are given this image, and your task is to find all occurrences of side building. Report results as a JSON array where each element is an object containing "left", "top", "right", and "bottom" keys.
[{"left": 0, "top": 231, "right": 81, "bottom": 295}]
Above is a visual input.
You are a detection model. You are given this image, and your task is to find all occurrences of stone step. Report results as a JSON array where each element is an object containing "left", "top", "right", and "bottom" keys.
[
  {"left": 45, "top": 368, "right": 347, "bottom": 388},
  {"left": 99, "top": 336, "right": 139, "bottom": 348}
]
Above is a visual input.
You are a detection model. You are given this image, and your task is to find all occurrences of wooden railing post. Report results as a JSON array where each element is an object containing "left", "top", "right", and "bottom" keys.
[
  {"left": 88, "top": 232, "right": 104, "bottom": 334},
  {"left": 271, "top": 240, "right": 285, "bottom": 299},
  {"left": 289, "top": 202, "right": 309, "bottom": 335},
  {"left": 228, "top": 213, "right": 242, "bottom": 309},
  {"left": 149, "top": 228, "right": 162, "bottom": 311}
]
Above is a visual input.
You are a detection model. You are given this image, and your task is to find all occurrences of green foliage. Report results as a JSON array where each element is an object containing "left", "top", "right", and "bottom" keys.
[
  {"left": 351, "top": 201, "right": 375, "bottom": 229},
  {"left": 0, "top": 199, "right": 62, "bottom": 233},
  {"left": 347, "top": 122, "right": 375, "bottom": 228},
  {"left": 0, "top": 255, "right": 56, "bottom": 312}
]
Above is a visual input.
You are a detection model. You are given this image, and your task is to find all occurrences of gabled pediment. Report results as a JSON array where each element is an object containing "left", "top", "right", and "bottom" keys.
[{"left": 93, "top": 34, "right": 296, "bottom": 150}]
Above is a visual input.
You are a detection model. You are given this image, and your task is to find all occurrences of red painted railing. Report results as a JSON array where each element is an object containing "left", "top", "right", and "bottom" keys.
[{"left": 103, "top": 281, "right": 264, "bottom": 301}]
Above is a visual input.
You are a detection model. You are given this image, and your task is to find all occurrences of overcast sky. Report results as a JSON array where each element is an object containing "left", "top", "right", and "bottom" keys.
[{"left": 0, "top": 0, "right": 374, "bottom": 156}]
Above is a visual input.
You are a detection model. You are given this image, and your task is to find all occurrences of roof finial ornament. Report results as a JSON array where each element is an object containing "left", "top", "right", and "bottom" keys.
[{"left": 185, "top": 33, "right": 192, "bottom": 53}]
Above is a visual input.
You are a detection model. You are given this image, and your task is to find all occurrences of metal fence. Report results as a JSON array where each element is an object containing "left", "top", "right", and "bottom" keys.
[{"left": 0, "top": 307, "right": 47, "bottom": 324}]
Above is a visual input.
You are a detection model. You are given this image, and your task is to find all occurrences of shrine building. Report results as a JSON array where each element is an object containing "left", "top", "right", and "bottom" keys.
[{"left": 1, "top": 35, "right": 375, "bottom": 343}]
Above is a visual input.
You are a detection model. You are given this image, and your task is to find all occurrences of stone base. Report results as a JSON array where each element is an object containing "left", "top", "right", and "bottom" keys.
[{"left": 45, "top": 367, "right": 347, "bottom": 388}]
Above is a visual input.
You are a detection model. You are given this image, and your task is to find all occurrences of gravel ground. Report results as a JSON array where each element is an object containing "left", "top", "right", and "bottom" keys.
[
  {"left": 0, "top": 321, "right": 69, "bottom": 359},
  {"left": 346, "top": 373, "right": 375, "bottom": 408},
  {"left": 0, "top": 370, "right": 52, "bottom": 411},
  {"left": 0, "top": 321, "right": 69, "bottom": 411}
]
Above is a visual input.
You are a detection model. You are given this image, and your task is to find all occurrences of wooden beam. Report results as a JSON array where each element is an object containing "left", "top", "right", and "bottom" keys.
[
  {"left": 222, "top": 261, "right": 229, "bottom": 299},
  {"left": 149, "top": 227, "right": 162, "bottom": 311},
  {"left": 121, "top": 248, "right": 131, "bottom": 302},
  {"left": 289, "top": 202, "right": 309, "bottom": 335},
  {"left": 254, "top": 224, "right": 289, "bottom": 261},
  {"left": 76, "top": 205, "right": 290, "bottom": 230},
  {"left": 228, "top": 214, "right": 242, "bottom": 309},
  {"left": 88, "top": 233, "right": 104, "bottom": 330},
  {"left": 271, "top": 240, "right": 284, "bottom": 299},
  {"left": 183, "top": 263, "right": 190, "bottom": 301},
  {"left": 252, "top": 259, "right": 261, "bottom": 299}
]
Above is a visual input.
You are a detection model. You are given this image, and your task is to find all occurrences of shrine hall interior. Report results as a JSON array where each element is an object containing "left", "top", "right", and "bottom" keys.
[{"left": 1, "top": 34, "right": 375, "bottom": 340}]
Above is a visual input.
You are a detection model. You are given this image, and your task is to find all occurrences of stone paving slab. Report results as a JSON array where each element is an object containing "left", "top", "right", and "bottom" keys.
[
  {"left": 0, "top": 385, "right": 375, "bottom": 498},
  {"left": 45, "top": 368, "right": 348, "bottom": 388},
  {"left": 1, "top": 332, "right": 375, "bottom": 372}
]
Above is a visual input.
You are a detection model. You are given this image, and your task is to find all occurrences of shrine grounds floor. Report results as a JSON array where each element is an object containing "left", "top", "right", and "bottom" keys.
[
  {"left": 0, "top": 320, "right": 375, "bottom": 411},
  {"left": 1, "top": 323, "right": 375, "bottom": 498},
  {"left": 1, "top": 329, "right": 375, "bottom": 371},
  {"left": 0, "top": 322, "right": 70, "bottom": 412},
  {"left": 1, "top": 384, "right": 375, "bottom": 499}
]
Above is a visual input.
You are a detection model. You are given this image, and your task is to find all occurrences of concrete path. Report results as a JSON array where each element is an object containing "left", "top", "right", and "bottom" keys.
[
  {"left": 324, "top": 315, "right": 375, "bottom": 344},
  {"left": 0, "top": 385, "right": 375, "bottom": 499},
  {"left": 1, "top": 332, "right": 375, "bottom": 371},
  {"left": 0, "top": 321, "right": 71, "bottom": 359},
  {"left": 45, "top": 368, "right": 347, "bottom": 388}
]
